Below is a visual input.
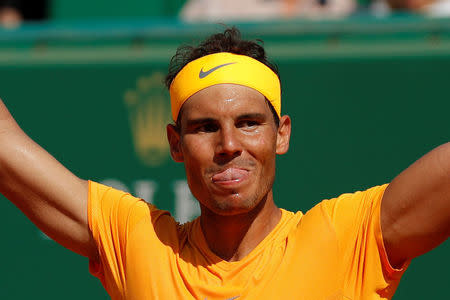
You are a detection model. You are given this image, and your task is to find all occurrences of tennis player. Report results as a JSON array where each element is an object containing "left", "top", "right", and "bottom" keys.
[{"left": 0, "top": 27, "right": 448, "bottom": 299}]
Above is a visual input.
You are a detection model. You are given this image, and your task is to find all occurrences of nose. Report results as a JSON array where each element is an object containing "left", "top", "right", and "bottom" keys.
[{"left": 215, "top": 125, "right": 242, "bottom": 160}]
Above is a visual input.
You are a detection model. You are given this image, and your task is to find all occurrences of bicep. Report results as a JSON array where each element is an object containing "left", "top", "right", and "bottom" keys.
[
  {"left": 381, "top": 143, "right": 450, "bottom": 268},
  {"left": 0, "top": 101, "right": 97, "bottom": 259}
]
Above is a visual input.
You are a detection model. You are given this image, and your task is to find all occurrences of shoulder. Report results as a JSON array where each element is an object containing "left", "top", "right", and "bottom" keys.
[
  {"left": 297, "top": 184, "right": 389, "bottom": 238},
  {"left": 88, "top": 180, "right": 179, "bottom": 237},
  {"left": 314, "top": 184, "right": 389, "bottom": 220}
]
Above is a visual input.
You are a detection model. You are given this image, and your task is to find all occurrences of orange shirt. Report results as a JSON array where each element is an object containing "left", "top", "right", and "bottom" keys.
[{"left": 88, "top": 181, "right": 407, "bottom": 300}]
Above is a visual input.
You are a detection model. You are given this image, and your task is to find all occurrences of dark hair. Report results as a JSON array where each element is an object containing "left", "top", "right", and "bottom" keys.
[{"left": 165, "top": 27, "right": 281, "bottom": 127}]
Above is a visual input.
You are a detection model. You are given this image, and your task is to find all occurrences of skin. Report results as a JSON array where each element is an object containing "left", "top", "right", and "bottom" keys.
[
  {"left": 0, "top": 99, "right": 96, "bottom": 260},
  {"left": 0, "top": 81, "right": 448, "bottom": 267},
  {"left": 381, "top": 143, "right": 450, "bottom": 268},
  {"left": 167, "top": 84, "right": 291, "bottom": 260}
]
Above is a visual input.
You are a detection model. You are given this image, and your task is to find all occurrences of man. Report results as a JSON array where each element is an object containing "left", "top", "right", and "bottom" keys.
[{"left": 0, "top": 27, "right": 448, "bottom": 299}]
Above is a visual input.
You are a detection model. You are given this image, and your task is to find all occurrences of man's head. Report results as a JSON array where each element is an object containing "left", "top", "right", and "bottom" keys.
[
  {"left": 165, "top": 27, "right": 281, "bottom": 127},
  {"left": 165, "top": 27, "right": 291, "bottom": 216}
]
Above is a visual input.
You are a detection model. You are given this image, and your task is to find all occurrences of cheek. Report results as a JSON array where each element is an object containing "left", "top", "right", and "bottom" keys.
[
  {"left": 181, "top": 136, "right": 213, "bottom": 166},
  {"left": 246, "top": 131, "right": 277, "bottom": 161}
]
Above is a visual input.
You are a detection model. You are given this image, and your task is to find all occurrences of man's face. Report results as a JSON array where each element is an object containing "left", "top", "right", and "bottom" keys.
[{"left": 167, "top": 83, "right": 291, "bottom": 216}]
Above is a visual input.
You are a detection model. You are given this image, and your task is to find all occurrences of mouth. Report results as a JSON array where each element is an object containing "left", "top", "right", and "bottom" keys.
[{"left": 211, "top": 167, "right": 250, "bottom": 187}]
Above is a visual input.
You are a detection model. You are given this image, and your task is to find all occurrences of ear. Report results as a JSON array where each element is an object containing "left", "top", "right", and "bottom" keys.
[
  {"left": 167, "top": 124, "right": 184, "bottom": 162},
  {"left": 276, "top": 115, "right": 291, "bottom": 155}
]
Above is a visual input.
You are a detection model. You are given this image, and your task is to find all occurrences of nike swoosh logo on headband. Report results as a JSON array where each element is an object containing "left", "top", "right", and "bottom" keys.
[{"left": 199, "top": 62, "right": 236, "bottom": 79}]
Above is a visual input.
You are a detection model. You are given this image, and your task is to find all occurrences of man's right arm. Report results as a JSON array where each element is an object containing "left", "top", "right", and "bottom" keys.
[{"left": 0, "top": 98, "right": 98, "bottom": 260}]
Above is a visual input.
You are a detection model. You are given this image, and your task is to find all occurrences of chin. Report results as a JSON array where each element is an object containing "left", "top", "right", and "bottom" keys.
[{"left": 205, "top": 192, "right": 261, "bottom": 216}]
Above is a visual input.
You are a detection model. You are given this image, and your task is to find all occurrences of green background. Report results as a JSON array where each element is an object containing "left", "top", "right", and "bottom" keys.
[
  {"left": 50, "top": 0, "right": 186, "bottom": 19},
  {"left": 0, "top": 18, "right": 449, "bottom": 299}
]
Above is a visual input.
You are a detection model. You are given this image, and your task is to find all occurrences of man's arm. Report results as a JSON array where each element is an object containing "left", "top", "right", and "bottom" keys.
[
  {"left": 381, "top": 142, "right": 450, "bottom": 268},
  {"left": 0, "top": 98, "right": 97, "bottom": 260}
]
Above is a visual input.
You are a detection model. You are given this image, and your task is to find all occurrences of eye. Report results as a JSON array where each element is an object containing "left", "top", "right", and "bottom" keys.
[
  {"left": 237, "top": 120, "right": 259, "bottom": 129},
  {"left": 197, "top": 123, "right": 219, "bottom": 133}
]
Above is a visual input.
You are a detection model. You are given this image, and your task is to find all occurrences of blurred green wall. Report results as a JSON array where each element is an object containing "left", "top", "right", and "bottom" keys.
[
  {"left": 0, "top": 18, "right": 449, "bottom": 299},
  {"left": 51, "top": 0, "right": 186, "bottom": 19}
]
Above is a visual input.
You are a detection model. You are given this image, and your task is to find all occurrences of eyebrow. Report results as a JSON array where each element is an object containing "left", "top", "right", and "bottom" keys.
[
  {"left": 236, "top": 113, "right": 267, "bottom": 121},
  {"left": 185, "top": 113, "right": 267, "bottom": 127},
  {"left": 185, "top": 117, "right": 216, "bottom": 128}
]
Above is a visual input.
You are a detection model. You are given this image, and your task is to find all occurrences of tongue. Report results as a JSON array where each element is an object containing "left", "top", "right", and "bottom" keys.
[{"left": 212, "top": 168, "right": 248, "bottom": 182}]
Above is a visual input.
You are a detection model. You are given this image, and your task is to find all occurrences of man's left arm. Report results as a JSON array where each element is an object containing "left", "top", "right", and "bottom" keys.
[{"left": 381, "top": 142, "right": 450, "bottom": 268}]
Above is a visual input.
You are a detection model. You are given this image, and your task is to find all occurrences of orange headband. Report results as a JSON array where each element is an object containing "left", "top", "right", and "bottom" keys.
[{"left": 169, "top": 52, "right": 281, "bottom": 121}]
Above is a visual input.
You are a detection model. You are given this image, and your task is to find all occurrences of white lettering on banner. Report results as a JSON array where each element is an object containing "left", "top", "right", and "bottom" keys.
[
  {"left": 174, "top": 180, "right": 201, "bottom": 224},
  {"left": 133, "top": 180, "right": 157, "bottom": 204},
  {"left": 100, "top": 179, "right": 130, "bottom": 194},
  {"left": 100, "top": 178, "right": 157, "bottom": 204}
]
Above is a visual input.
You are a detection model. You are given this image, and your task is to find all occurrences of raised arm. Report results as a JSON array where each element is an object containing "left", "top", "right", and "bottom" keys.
[
  {"left": 0, "top": 98, "right": 97, "bottom": 260},
  {"left": 381, "top": 142, "right": 450, "bottom": 268}
]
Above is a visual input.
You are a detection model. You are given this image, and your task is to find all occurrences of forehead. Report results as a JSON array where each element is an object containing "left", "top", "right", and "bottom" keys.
[{"left": 179, "top": 84, "right": 269, "bottom": 120}]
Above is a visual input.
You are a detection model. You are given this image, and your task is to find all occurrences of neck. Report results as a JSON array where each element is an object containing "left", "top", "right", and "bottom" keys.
[{"left": 200, "top": 191, "right": 281, "bottom": 262}]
